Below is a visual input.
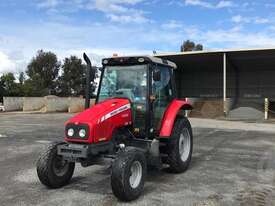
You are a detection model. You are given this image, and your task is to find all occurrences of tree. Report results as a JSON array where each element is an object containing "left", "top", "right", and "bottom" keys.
[
  {"left": 58, "top": 55, "right": 98, "bottom": 97},
  {"left": 180, "top": 40, "right": 203, "bottom": 52},
  {"left": 21, "top": 79, "right": 36, "bottom": 97},
  {"left": 19, "top": 72, "right": 25, "bottom": 85},
  {"left": 58, "top": 56, "right": 86, "bottom": 96},
  {"left": 0, "top": 73, "right": 20, "bottom": 97},
  {"left": 26, "top": 50, "right": 61, "bottom": 96},
  {"left": 0, "top": 75, "right": 4, "bottom": 102}
]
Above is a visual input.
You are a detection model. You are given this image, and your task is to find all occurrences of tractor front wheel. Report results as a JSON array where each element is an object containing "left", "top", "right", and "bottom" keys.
[
  {"left": 36, "top": 142, "right": 75, "bottom": 188},
  {"left": 111, "top": 147, "right": 147, "bottom": 201},
  {"left": 167, "top": 117, "right": 193, "bottom": 173}
]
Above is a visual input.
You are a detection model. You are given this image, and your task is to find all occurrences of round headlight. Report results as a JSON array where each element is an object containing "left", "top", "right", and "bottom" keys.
[
  {"left": 79, "top": 129, "right": 86, "bottom": 138},
  {"left": 67, "top": 128, "right": 74, "bottom": 137}
]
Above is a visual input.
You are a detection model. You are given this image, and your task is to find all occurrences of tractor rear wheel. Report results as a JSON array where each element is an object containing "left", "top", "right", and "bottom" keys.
[
  {"left": 36, "top": 142, "right": 75, "bottom": 188},
  {"left": 111, "top": 147, "right": 147, "bottom": 201},
  {"left": 167, "top": 117, "right": 193, "bottom": 173}
]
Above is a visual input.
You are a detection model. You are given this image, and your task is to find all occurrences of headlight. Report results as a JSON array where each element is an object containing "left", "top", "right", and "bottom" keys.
[
  {"left": 67, "top": 128, "right": 74, "bottom": 137},
  {"left": 79, "top": 129, "right": 86, "bottom": 138}
]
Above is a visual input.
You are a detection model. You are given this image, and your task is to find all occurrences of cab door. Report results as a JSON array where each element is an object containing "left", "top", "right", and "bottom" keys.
[{"left": 151, "top": 65, "right": 175, "bottom": 134}]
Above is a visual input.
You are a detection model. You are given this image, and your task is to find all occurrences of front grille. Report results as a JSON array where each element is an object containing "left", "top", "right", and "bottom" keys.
[
  {"left": 60, "top": 148, "right": 82, "bottom": 154},
  {"left": 58, "top": 144, "right": 88, "bottom": 158}
]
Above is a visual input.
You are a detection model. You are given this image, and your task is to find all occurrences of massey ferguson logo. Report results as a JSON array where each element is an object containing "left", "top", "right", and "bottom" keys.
[{"left": 100, "top": 104, "right": 130, "bottom": 122}]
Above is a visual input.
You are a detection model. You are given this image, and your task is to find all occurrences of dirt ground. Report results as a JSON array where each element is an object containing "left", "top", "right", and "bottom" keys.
[{"left": 0, "top": 113, "right": 275, "bottom": 206}]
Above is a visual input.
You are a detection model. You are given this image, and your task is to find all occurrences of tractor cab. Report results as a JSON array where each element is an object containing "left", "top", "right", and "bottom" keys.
[{"left": 98, "top": 56, "right": 177, "bottom": 138}]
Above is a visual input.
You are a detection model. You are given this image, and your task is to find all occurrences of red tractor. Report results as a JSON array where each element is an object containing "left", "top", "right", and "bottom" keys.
[{"left": 36, "top": 54, "right": 193, "bottom": 201}]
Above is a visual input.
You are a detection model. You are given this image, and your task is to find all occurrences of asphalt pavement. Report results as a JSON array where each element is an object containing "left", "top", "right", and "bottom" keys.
[{"left": 0, "top": 113, "right": 275, "bottom": 206}]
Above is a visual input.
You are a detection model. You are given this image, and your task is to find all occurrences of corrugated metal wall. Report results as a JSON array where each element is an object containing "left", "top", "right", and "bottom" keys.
[{"left": 169, "top": 50, "right": 275, "bottom": 100}]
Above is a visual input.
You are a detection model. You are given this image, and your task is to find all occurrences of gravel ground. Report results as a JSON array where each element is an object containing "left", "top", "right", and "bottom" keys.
[{"left": 0, "top": 113, "right": 275, "bottom": 206}]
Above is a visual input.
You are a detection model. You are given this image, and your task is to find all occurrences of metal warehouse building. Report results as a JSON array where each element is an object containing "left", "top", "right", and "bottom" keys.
[{"left": 156, "top": 48, "right": 275, "bottom": 120}]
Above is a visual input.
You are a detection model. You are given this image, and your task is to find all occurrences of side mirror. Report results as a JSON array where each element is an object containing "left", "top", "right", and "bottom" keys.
[{"left": 153, "top": 68, "right": 161, "bottom": 81}]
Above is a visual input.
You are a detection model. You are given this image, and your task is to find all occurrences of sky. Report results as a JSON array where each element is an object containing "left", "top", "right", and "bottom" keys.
[{"left": 1, "top": 0, "right": 275, "bottom": 74}]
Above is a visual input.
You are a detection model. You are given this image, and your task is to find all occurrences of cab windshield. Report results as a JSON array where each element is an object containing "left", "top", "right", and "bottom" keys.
[{"left": 98, "top": 65, "right": 147, "bottom": 103}]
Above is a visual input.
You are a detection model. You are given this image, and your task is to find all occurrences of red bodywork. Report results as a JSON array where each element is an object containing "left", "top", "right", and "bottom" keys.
[
  {"left": 65, "top": 98, "right": 132, "bottom": 144},
  {"left": 159, "top": 99, "right": 192, "bottom": 137},
  {"left": 65, "top": 98, "right": 191, "bottom": 143}
]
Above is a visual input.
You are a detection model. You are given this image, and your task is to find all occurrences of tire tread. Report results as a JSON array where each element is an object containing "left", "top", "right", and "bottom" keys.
[
  {"left": 167, "top": 117, "right": 193, "bottom": 173},
  {"left": 36, "top": 141, "right": 75, "bottom": 188},
  {"left": 111, "top": 148, "right": 146, "bottom": 201}
]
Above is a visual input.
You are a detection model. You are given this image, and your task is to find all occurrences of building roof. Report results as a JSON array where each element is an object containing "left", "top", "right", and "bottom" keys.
[
  {"left": 155, "top": 47, "right": 275, "bottom": 72},
  {"left": 155, "top": 47, "right": 275, "bottom": 57}
]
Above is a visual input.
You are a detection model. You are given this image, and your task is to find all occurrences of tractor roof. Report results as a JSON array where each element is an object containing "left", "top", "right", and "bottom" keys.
[{"left": 102, "top": 55, "right": 177, "bottom": 69}]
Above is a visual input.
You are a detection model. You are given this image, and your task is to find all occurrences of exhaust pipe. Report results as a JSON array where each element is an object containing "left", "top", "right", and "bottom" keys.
[{"left": 83, "top": 53, "right": 95, "bottom": 109}]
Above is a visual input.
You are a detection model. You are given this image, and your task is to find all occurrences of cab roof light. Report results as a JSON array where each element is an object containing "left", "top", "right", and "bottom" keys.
[
  {"left": 138, "top": 58, "right": 145, "bottom": 63},
  {"left": 103, "top": 59, "right": 108, "bottom": 64}
]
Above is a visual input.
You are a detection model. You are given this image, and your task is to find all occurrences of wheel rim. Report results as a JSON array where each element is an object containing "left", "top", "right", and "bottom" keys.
[
  {"left": 129, "top": 161, "right": 142, "bottom": 189},
  {"left": 179, "top": 128, "right": 191, "bottom": 162},
  {"left": 53, "top": 156, "right": 69, "bottom": 177}
]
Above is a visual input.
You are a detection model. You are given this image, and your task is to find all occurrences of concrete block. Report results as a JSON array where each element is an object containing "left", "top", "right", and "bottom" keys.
[
  {"left": 45, "top": 96, "right": 68, "bottom": 112},
  {"left": 68, "top": 98, "right": 95, "bottom": 113},
  {"left": 3, "top": 97, "right": 24, "bottom": 111},
  {"left": 23, "top": 97, "right": 45, "bottom": 111}
]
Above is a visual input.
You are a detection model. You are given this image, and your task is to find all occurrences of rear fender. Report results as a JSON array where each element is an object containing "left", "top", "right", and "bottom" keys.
[{"left": 159, "top": 99, "right": 192, "bottom": 138}]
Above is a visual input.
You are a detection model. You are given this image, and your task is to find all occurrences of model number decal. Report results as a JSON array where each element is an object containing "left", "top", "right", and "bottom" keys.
[{"left": 100, "top": 104, "right": 130, "bottom": 122}]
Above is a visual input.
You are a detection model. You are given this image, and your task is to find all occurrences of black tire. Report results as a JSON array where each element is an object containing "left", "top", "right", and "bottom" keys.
[
  {"left": 111, "top": 147, "right": 147, "bottom": 201},
  {"left": 36, "top": 142, "right": 75, "bottom": 188},
  {"left": 167, "top": 117, "right": 193, "bottom": 173}
]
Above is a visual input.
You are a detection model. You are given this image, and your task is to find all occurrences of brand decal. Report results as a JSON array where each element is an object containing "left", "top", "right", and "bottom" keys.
[
  {"left": 100, "top": 104, "right": 130, "bottom": 122},
  {"left": 98, "top": 137, "right": 107, "bottom": 141}
]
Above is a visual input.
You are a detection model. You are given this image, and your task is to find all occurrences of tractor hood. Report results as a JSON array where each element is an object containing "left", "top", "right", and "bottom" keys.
[
  {"left": 65, "top": 98, "right": 132, "bottom": 143},
  {"left": 66, "top": 98, "right": 131, "bottom": 125}
]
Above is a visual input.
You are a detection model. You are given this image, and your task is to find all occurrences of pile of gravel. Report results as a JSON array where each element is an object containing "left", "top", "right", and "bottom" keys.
[
  {"left": 190, "top": 100, "right": 224, "bottom": 118},
  {"left": 228, "top": 107, "right": 264, "bottom": 120}
]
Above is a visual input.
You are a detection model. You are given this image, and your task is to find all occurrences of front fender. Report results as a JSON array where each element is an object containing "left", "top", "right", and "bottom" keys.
[{"left": 159, "top": 99, "right": 192, "bottom": 138}]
